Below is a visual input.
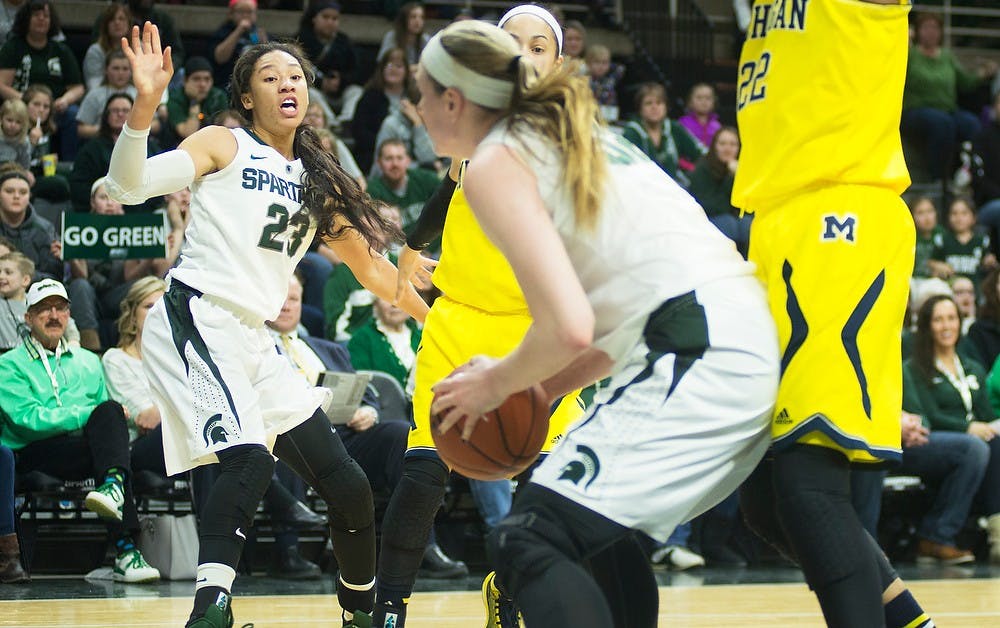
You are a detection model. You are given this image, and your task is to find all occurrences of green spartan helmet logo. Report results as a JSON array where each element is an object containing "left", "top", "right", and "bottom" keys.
[
  {"left": 203, "top": 414, "right": 231, "bottom": 446},
  {"left": 558, "top": 444, "right": 601, "bottom": 489}
]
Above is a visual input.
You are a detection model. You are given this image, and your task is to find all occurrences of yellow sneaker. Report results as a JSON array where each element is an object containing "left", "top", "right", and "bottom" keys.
[{"left": 482, "top": 571, "right": 521, "bottom": 628}]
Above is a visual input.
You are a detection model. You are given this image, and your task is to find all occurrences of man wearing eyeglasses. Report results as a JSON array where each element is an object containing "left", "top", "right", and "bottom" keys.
[{"left": 0, "top": 278, "right": 160, "bottom": 582}]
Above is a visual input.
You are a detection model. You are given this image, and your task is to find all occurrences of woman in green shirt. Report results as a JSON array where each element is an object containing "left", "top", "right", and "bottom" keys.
[
  {"left": 622, "top": 82, "right": 705, "bottom": 188},
  {"left": 905, "top": 294, "right": 1000, "bottom": 562},
  {"left": 901, "top": 12, "right": 997, "bottom": 182}
]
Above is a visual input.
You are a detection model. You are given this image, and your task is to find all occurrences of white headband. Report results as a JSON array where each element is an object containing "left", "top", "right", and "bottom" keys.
[
  {"left": 421, "top": 32, "right": 515, "bottom": 109},
  {"left": 498, "top": 5, "right": 563, "bottom": 55}
]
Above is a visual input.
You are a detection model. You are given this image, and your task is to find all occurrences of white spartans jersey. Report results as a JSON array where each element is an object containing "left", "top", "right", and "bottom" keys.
[
  {"left": 477, "top": 124, "right": 754, "bottom": 367},
  {"left": 170, "top": 128, "right": 316, "bottom": 322}
]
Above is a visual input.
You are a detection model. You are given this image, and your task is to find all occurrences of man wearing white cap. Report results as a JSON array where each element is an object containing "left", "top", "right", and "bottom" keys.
[{"left": 0, "top": 278, "right": 159, "bottom": 582}]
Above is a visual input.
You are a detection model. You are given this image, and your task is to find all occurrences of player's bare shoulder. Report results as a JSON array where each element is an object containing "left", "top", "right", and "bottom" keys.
[{"left": 178, "top": 125, "right": 239, "bottom": 177}]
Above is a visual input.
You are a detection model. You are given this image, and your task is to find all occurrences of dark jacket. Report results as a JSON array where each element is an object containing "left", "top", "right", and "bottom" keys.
[
  {"left": 964, "top": 317, "right": 1000, "bottom": 374},
  {"left": 69, "top": 136, "right": 162, "bottom": 214},
  {"left": 300, "top": 335, "right": 381, "bottom": 440},
  {"left": 0, "top": 206, "right": 60, "bottom": 279},
  {"left": 973, "top": 120, "right": 1000, "bottom": 207}
]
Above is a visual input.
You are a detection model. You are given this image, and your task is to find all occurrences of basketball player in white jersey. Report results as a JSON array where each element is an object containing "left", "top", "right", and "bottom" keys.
[
  {"left": 419, "top": 22, "right": 780, "bottom": 625},
  {"left": 105, "top": 23, "right": 432, "bottom": 628}
]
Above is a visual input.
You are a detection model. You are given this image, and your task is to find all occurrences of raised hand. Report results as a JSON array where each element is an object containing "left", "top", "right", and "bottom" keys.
[{"left": 121, "top": 22, "right": 173, "bottom": 101}]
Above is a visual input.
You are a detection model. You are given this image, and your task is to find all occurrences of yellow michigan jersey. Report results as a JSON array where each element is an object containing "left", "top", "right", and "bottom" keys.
[
  {"left": 407, "top": 181, "right": 583, "bottom": 459},
  {"left": 735, "top": 0, "right": 913, "bottom": 464},
  {"left": 732, "top": 0, "right": 911, "bottom": 212}
]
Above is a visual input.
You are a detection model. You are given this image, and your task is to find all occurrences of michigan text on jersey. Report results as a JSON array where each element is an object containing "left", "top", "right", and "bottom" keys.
[{"left": 748, "top": 0, "right": 809, "bottom": 40}]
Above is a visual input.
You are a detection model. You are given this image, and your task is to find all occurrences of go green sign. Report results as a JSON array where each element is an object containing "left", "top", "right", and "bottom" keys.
[{"left": 61, "top": 213, "right": 168, "bottom": 260}]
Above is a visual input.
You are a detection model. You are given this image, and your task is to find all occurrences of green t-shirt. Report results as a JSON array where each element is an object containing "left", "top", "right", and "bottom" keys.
[
  {"left": 0, "top": 36, "right": 81, "bottom": 97},
  {"left": 932, "top": 229, "right": 990, "bottom": 282},
  {"left": 914, "top": 225, "right": 945, "bottom": 278},
  {"left": 367, "top": 167, "right": 442, "bottom": 232},
  {"left": 903, "top": 47, "right": 982, "bottom": 113},
  {"left": 166, "top": 86, "right": 229, "bottom": 130}
]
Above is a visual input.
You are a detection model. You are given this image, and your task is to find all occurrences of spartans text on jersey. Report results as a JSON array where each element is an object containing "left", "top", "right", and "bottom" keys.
[{"left": 242, "top": 167, "right": 302, "bottom": 203}]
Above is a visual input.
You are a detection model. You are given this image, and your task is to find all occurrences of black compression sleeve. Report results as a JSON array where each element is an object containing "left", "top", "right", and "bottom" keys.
[{"left": 405, "top": 175, "right": 457, "bottom": 251}]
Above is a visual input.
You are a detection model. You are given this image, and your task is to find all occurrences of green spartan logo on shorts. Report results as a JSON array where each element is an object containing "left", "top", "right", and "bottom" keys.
[
  {"left": 203, "top": 414, "right": 232, "bottom": 446},
  {"left": 558, "top": 444, "right": 601, "bottom": 489}
]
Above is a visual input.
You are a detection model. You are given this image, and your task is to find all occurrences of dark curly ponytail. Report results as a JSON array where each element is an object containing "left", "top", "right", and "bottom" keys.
[{"left": 230, "top": 41, "right": 401, "bottom": 250}]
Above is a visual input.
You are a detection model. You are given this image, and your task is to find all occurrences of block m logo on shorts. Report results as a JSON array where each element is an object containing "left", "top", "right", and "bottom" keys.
[{"left": 821, "top": 214, "right": 857, "bottom": 243}]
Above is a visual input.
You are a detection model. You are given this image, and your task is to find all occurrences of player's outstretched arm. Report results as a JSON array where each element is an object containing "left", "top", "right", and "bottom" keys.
[{"left": 324, "top": 225, "right": 431, "bottom": 324}]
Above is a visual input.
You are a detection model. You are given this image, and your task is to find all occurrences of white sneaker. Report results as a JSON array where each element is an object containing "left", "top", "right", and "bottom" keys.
[
  {"left": 652, "top": 545, "right": 705, "bottom": 570},
  {"left": 84, "top": 480, "right": 125, "bottom": 521},
  {"left": 113, "top": 549, "right": 160, "bottom": 583}
]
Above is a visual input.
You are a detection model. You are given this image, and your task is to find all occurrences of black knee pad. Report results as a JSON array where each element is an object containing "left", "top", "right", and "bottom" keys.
[
  {"left": 314, "top": 457, "right": 375, "bottom": 532},
  {"left": 772, "top": 446, "right": 869, "bottom": 587},
  {"left": 487, "top": 510, "right": 579, "bottom": 599},
  {"left": 198, "top": 445, "right": 275, "bottom": 565},
  {"left": 381, "top": 457, "right": 449, "bottom": 551}
]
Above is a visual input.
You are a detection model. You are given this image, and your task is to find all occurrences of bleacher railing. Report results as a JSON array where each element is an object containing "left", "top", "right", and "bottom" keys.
[{"left": 618, "top": 0, "right": 714, "bottom": 89}]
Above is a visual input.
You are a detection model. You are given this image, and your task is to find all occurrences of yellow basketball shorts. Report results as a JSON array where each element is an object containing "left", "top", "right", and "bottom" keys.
[
  {"left": 407, "top": 296, "right": 584, "bottom": 462},
  {"left": 748, "top": 185, "right": 914, "bottom": 464}
]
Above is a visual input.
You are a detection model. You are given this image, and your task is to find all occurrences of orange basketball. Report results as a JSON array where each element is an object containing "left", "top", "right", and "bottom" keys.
[{"left": 432, "top": 384, "right": 550, "bottom": 481}]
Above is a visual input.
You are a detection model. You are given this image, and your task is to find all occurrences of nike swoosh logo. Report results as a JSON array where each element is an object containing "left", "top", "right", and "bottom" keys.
[
  {"left": 250, "top": 155, "right": 266, "bottom": 160},
  {"left": 235, "top": 528, "right": 246, "bottom": 540},
  {"left": 196, "top": 577, "right": 207, "bottom": 583}
]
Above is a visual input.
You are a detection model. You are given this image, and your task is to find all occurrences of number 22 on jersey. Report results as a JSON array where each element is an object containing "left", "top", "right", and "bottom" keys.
[{"left": 738, "top": 51, "right": 771, "bottom": 111}]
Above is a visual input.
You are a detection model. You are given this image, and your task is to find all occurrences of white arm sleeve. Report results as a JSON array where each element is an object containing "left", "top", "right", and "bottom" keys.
[{"left": 105, "top": 123, "right": 197, "bottom": 205}]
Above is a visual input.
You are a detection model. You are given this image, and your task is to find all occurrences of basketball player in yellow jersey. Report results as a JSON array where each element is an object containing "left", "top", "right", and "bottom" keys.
[
  {"left": 734, "top": 1, "right": 933, "bottom": 627},
  {"left": 371, "top": 7, "right": 652, "bottom": 628}
]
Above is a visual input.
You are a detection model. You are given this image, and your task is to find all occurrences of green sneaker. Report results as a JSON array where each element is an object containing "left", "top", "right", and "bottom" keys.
[
  {"left": 187, "top": 592, "right": 234, "bottom": 628},
  {"left": 482, "top": 571, "right": 521, "bottom": 628},
  {"left": 343, "top": 610, "right": 373, "bottom": 628},
  {"left": 113, "top": 549, "right": 160, "bottom": 583},
  {"left": 84, "top": 479, "right": 124, "bottom": 521}
]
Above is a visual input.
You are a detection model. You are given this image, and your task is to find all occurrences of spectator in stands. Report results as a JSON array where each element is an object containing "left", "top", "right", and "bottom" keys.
[
  {"left": 562, "top": 19, "right": 586, "bottom": 61},
  {"left": 167, "top": 57, "right": 229, "bottom": 144},
  {"left": 0, "top": 169, "right": 58, "bottom": 279},
  {"left": 623, "top": 82, "right": 706, "bottom": 188},
  {"left": 0, "top": 251, "right": 79, "bottom": 352},
  {"left": 585, "top": 44, "right": 624, "bottom": 123},
  {"left": 70, "top": 94, "right": 162, "bottom": 214},
  {"left": 373, "top": 94, "right": 440, "bottom": 176},
  {"left": 77, "top": 51, "right": 140, "bottom": 140},
  {"left": 298, "top": 0, "right": 361, "bottom": 121},
  {"left": 688, "top": 126, "right": 750, "bottom": 255},
  {"left": 951, "top": 275, "right": 977, "bottom": 334},
  {"left": 126, "top": 0, "right": 185, "bottom": 71},
  {"left": 0, "top": 235, "right": 11, "bottom": 256},
  {"left": 909, "top": 294, "right": 1000, "bottom": 564},
  {"left": 679, "top": 83, "right": 722, "bottom": 149},
  {"left": 0, "top": 99, "right": 32, "bottom": 178},
  {"left": 931, "top": 196, "right": 997, "bottom": 287},
  {"left": 0, "top": 278, "right": 160, "bottom": 582},
  {"left": 964, "top": 267, "right": 1000, "bottom": 370},
  {"left": 911, "top": 196, "right": 949, "bottom": 283},
  {"left": 23, "top": 84, "right": 68, "bottom": 206},
  {"left": 210, "top": 0, "right": 268, "bottom": 91},
  {"left": 366, "top": 139, "right": 440, "bottom": 231},
  {"left": 377, "top": 1, "right": 429, "bottom": 69},
  {"left": 348, "top": 296, "right": 420, "bottom": 390},
  {"left": 973, "top": 92, "right": 1000, "bottom": 251},
  {"left": 83, "top": 3, "right": 132, "bottom": 92},
  {"left": 0, "top": 1, "right": 82, "bottom": 161},
  {"left": 351, "top": 47, "right": 417, "bottom": 174},
  {"left": 101, "top": 277, "right": 167, "bottom": 474},
  {"left": 0, "top": 443, "right": 27, "bottom": 583},
  {"left": 271, "top": 276, "right": 466, "bottom": 578},
  {"left": 901, "top": 12, "right": 997, "bottom": 182}
]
